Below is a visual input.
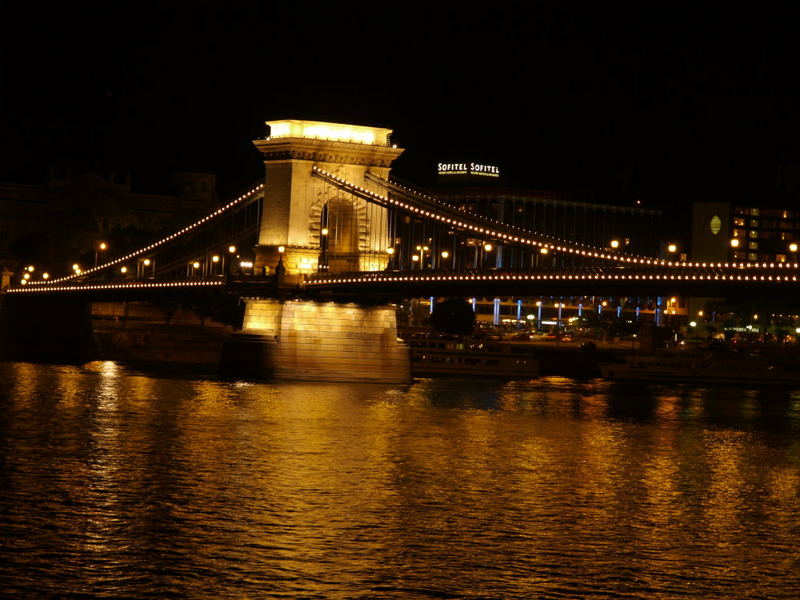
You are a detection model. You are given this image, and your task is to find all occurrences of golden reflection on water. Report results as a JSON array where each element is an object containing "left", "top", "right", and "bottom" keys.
[{"left": 3, "top": 363, "right": 800, "bottom": 597}]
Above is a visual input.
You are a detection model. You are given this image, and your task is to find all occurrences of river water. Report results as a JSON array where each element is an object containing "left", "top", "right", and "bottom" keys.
[{"left": 1, "top": 361, "right": 799, "bottom": 599}]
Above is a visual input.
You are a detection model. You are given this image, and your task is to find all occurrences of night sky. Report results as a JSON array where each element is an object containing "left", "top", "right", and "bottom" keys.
[{"left": 3, "top": 5, "right": 800, "bottom": 232}]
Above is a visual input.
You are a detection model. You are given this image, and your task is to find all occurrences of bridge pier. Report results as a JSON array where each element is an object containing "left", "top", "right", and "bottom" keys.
[{"left": 221, "top": 299, "right": 410, "bottom": 383}]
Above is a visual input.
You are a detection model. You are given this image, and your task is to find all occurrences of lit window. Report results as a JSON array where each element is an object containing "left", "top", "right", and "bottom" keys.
[
  {"left": 750, "top": 230, "right": 758, "bottom": 238},
  {"left": 748, "top": 241, "right": 758, "bottom": 250},
  {"left": 777, "top": 254, "right": 787, "bottom": 262},
  {"left": 750, "top": 219, "right": 760, "bottom": 227},
  {"left": 748, "top": 252, "right": 758, "bottom": 261}
]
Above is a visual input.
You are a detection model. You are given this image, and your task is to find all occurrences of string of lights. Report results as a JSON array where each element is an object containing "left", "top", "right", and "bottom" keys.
[
  {"left": 7, "top": 280, "right": 226, "bottom": 294},
  {"left": 19, "top": 182, "right": 265, "bottom": 288},
  {"left": 317, "top": 167, "right": 800, "bottom": 273},
  {"left": 307, "top": 269, "right": 800, "bottom": 286}
]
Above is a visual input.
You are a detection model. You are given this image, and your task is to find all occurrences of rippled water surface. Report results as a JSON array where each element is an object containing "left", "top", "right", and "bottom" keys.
[{"left": 2, "top": 361, "right": 800, "bottom": 598}]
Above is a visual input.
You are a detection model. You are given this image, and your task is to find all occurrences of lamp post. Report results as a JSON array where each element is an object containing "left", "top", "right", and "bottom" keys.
[
  {"left": 440, "top": 250, "right": 450, "bottom": 269},
  {"left": 483, "top": 243, "right": 493, "bottom": 269},
  {"left": 319, "top": 227, "right": 329, "bottom": 272},
  {"left": 789, "top": 242, "right": 798, "bottom": 264},
  {"left": 414, "top": 245, "right": 429, "bottom": 269},
  {"left": 275, "top": 245, "right": 286, "bottom": 283},
  {"left": 536, "top": 300, "right": 542, "bottom": 332},
  {"left": 94, "top": 241, "right": 108, "bottom": 267},
  {"left": 538, "top": 246, "right": 549, "bottom": 268},
  {"left": 138, "top": 257, "right": 153, "bottom": 278},
  {"left": 667, "top": 243, "right": 678, "bottom": 261},
  {"left": 386, "top": 246, "right": 395, "bottom": 271}
]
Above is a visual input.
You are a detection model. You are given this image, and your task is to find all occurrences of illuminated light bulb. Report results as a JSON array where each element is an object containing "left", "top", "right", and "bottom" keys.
[
  {"left": 192, "top": 262, "right": 200, "bottom": 269},
  {"left": 143, "top": 258, "right": 151, "bottom": 266},
  {"left": 120, "top": 266, "right": 128, "bottom": 274}
]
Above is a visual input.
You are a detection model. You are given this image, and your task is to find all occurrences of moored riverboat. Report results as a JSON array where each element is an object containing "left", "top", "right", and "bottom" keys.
[
  {"left": 599, "top": 349, "right": 800, "bottom": 385},
  {"left": 406, "top": 337, "right": 539, "bottom": 378}
]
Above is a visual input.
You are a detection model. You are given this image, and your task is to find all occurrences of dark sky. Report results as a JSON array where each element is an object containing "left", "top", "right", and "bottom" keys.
[{"left": 3, "top": 4, "right": 800, "bottom": 223}]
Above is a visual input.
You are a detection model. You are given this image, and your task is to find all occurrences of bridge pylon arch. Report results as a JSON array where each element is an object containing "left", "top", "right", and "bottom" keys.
[{"left": 252, "top": 119, "right": 404, "bottom": 275}]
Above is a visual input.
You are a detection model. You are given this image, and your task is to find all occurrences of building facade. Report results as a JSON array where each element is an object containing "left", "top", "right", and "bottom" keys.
[
  {"left": 692, "top": 201, "right": 800, "bottom": 263},
  {"left": 0, "top": 168, "right": 217, "bottom": 274}
]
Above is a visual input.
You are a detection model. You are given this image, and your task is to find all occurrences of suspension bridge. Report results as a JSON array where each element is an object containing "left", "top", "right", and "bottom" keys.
[{"left": 3, "top": 119, "right": 799, "bottom": 381}]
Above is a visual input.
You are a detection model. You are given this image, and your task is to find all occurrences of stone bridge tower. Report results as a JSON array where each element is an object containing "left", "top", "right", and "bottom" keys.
[{"left": 252, "top": 119, "right": 404, "bottom": 275}]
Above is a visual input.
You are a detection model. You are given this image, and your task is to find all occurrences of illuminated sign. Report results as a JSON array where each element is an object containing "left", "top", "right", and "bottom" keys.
[{"left": 438, "top": 162, "right": 500, "bottom": 178}]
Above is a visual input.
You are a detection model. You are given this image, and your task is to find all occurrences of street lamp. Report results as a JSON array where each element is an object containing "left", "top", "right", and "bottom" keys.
[
  {"left": 95, "top": 241, "right": 108, "bottom": 267},
  {"left": 319, "top": 228, "right": 329, "bottom": 272},
  {"left": 730, "top": 238, "right": 740, "bottom": 248},
  {"left": 536, "top": 300, "right": 543, "bottom": 330},
  {"left": 667, "top": 243, "right": 678, "bottom": 254},
  {"left": 790, "top": 242, "right": 798, "bottom": 263},
  {"left": 610, "top": 239, "right": 620, "bottom": 250},
  {"left": 440, "top": 250, "right": 449, "bottom": 269}
]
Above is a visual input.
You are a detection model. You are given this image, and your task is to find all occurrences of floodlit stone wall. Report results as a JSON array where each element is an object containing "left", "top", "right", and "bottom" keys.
[{"left": 242, "top": 299, "right": 409, "bottom": 383}]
